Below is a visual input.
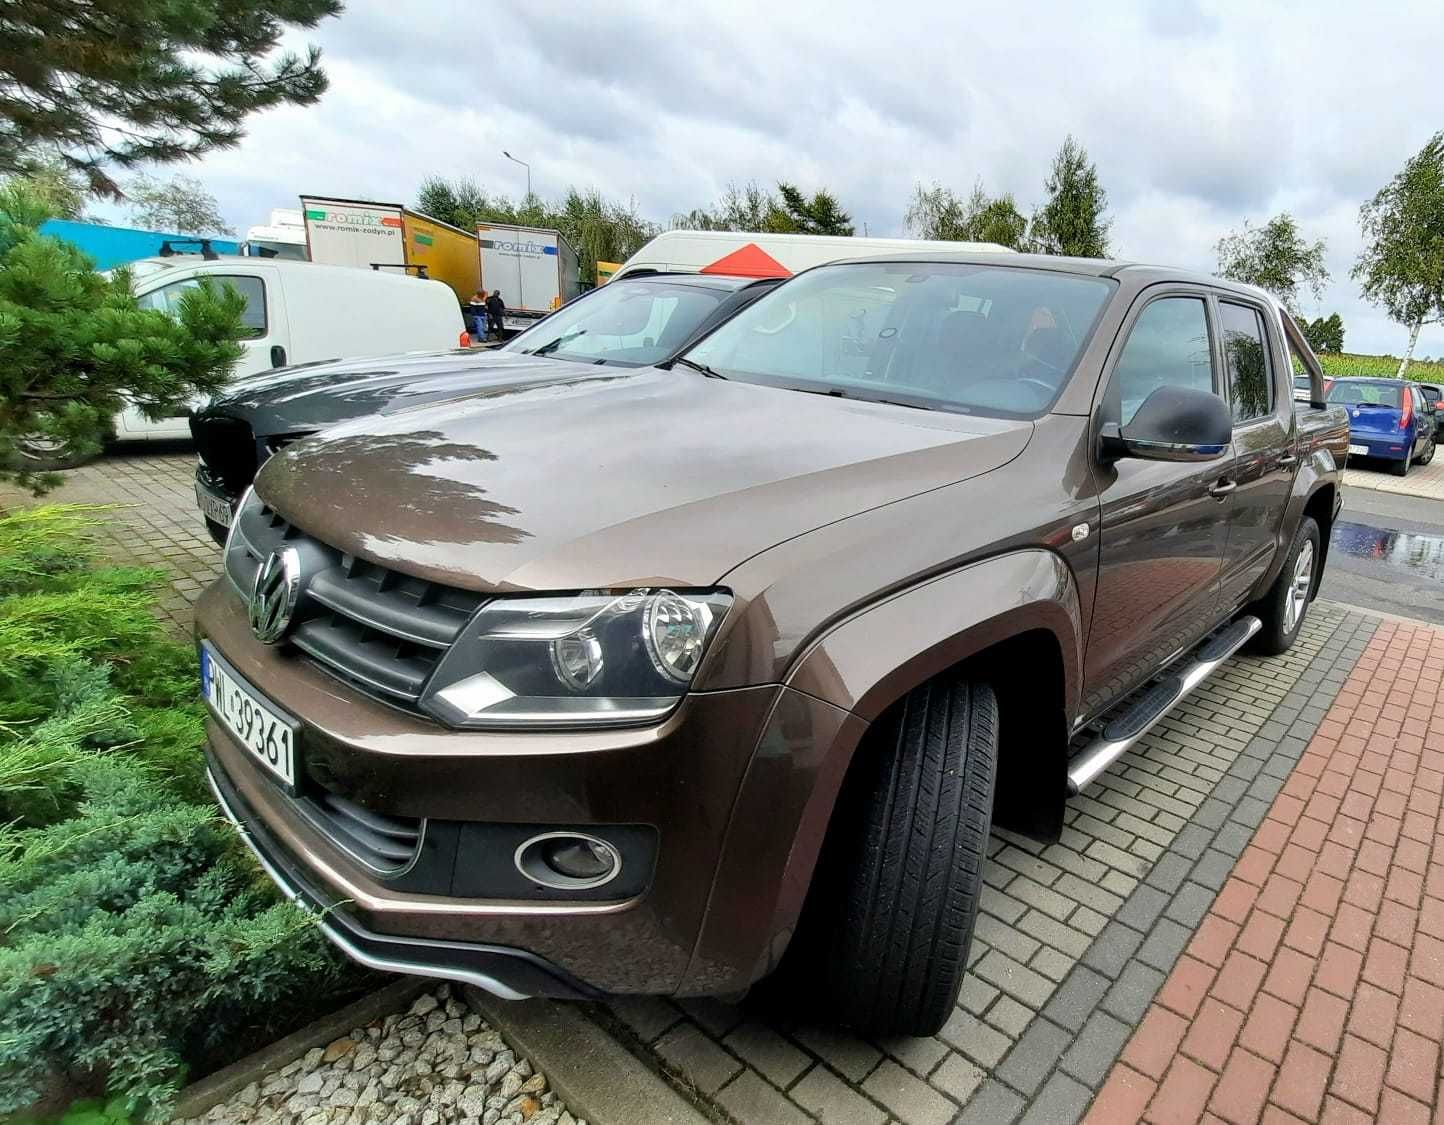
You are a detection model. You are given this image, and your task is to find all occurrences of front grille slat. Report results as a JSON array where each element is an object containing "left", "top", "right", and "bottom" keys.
[
  {"left": 224, "top": 502, "right": 485, "bottom": 707},
  {"left": 305, "top": 569, "right": 468, "bottom": 648},
  {"left": 306, "top": 791, "right": 422, "bottom": 872},
  {"left": 291, "top": 619, "right": 437, "bottom": 700}
]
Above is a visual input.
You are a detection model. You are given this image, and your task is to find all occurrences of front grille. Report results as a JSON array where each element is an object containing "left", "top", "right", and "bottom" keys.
[
  {"left": 302, "top": 790, "right": 423, "bottom": 874},
  {"left": 190, "top": 414, "right": 259, "bottom": 497},
  {"left": 225, "top": 500, "right": 486, "bottom": 706}
]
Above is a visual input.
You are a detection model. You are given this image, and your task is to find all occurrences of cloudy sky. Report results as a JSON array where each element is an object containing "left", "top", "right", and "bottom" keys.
[{"left": 119, "top": 0, "right": 1444, "bottom": 356}]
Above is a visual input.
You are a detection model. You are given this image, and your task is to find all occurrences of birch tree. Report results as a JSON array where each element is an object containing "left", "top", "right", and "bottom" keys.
[{"left": 1354, "top": 133, "right": 1444, "bottom": 379}]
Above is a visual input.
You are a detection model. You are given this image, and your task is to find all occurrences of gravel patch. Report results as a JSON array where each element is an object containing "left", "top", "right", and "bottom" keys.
[{"left": 181, "top": 984, "right": 585, "bottom": 1125}]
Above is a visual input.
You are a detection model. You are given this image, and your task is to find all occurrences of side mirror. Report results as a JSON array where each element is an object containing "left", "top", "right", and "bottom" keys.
[{"left": 1101, "top": 385, "right": 1232, "bottom": 463}]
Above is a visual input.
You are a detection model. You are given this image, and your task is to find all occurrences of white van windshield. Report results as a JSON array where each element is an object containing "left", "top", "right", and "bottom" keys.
[{"left": 683, "top": 261, "right": 1115, "bottom": 418}]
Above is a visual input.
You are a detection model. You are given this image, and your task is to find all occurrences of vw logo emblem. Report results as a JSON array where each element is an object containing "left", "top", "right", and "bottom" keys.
[{"left": 249, "top": 548, "right": 300, "bottom": 644}]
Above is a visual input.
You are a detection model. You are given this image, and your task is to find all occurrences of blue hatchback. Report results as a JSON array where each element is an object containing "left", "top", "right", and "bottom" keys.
[{"left": 1327, "top": 377, "right": 1437, "bottom": 476}]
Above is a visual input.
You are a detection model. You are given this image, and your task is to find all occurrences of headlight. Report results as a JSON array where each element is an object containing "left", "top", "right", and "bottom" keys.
[{"left": 419, "top": 589, "right": 732, "bottom": 729}]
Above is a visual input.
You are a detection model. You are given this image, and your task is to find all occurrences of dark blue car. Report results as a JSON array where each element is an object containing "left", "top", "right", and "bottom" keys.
[{"left": 1327, "top": 377, "right": 1436, "bottom": 476}]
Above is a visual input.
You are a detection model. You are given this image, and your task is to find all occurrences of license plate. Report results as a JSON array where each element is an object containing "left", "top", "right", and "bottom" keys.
[
  {"left": 196, "top": 480, "right": 234, "bottom": 528},
  {"left": 1348, "top": 443, "right": 1368, "bottom": 456},
  {"left": 201, "top": 643, "right": 298, "bottom": 790}
]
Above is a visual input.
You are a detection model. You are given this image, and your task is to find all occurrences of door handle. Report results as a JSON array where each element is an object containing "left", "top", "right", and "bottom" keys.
[
  {"left": 1208, "top": 479, "right": 1237, "bottom": 499},
  {"left": 1276, "top": 453, "right": 1298, "bottom": 468},
  {"left": 270, "top": 344, "right": 287, "bottom": 368}
]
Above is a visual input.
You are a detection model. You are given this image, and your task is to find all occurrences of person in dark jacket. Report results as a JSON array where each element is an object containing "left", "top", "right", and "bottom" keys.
[{"left": 486, "top": 291, "right": 505, "bottom": 337}]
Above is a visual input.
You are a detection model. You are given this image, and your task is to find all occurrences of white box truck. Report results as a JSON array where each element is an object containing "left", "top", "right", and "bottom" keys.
[
  {"left": 300, "top": 196, "right": 408, "bottom": 273},
  {"left": 477, "top": 223, "right": 581, "bottom": 331}
]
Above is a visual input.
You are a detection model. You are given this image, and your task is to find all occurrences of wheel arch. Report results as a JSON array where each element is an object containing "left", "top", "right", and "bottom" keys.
[{"left": 683, "top": 551, "right": 1082, "bottom": 994}]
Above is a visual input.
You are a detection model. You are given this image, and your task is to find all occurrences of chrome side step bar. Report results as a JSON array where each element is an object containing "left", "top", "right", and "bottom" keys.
[{"left": 1066, "top": 615, "right": 1261, "bottom": 796}]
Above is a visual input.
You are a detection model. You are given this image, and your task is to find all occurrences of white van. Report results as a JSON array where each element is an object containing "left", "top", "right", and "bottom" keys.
[
  {"left": 114, "top": 256, "right": 468, "bottom": 442},
  {"left": 613, "top": 229, "right": 1012, "bottom": 281}
]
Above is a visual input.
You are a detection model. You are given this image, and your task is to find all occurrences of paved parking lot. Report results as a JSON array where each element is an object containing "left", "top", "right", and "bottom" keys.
[{"left": 4, "top": 450, "right": 1441, "bottom": 1124}]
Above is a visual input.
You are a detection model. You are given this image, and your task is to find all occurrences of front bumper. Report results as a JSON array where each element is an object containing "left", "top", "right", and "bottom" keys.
[
  {"left": 207, "top": 759, "right": 595, "bottom": 1000},
  {"left": 1348, "top": 433, "right": 1411, "bottom": 461},
  {"left": 196, "top": 582, "right": 855, "bottom": 998}
]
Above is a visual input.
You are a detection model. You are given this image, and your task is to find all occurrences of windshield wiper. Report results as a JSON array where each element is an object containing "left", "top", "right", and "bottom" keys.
[
  {"left": 672, "top": 356, "right": 727, "bottom": 379},
  {"left": 526, "top": 329, "right": 586, "bottom": 357},
  {"left": 782, "top": 384, "right": 935, "bottom": 411}
]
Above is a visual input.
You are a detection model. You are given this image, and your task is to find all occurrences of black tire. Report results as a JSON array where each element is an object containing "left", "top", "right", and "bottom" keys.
[
  {"left": 1250, "top": 516, "right": 1321, "bottom": 656},
  {"left": 1392, "top": 449, "right": 1411, "bottom": 476},
  {"left": 819, "top": 676, "right": 998, "bottom": 1037}
]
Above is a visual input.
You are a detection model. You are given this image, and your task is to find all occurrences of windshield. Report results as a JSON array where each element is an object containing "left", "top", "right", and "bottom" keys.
[
  {"left": 1328, "top": 381, "right": 1403, "bottom": 408},
  {"left": 682, "top": 261, "right": 1115, "bottom": 417},
  {"left": 501, "top": 278, "right": 731, "bottom": 366}
]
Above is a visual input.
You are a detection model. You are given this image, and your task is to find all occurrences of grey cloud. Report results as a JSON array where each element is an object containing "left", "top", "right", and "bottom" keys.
[{"left": 184, "top": 0, "right": 1444, "bottom": 355}]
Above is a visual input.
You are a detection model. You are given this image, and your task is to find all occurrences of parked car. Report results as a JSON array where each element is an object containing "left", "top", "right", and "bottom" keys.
[
  {"left": 1328, "top": 376, "right": 1436, "bottom": 475},
  {"left": 189, "top": 272, "right": 783, "bottom": 542},
  {"left": 1414, "top": 379, "right": 1443, "bottom": 430},
  {"left": 613, "top": 227, "right": 1011, "bottom": 281},
  {"left": 12, "top": 256, "right": 470, "bottom": 472},
  {"left": 196, "top": 253, "right": 1347, "bottom": 1036},
  {"left": 1292, "top": 372, "right": 1333, "bottom": 401}
]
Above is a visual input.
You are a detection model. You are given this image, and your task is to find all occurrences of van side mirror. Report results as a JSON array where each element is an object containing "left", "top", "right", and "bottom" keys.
[{"left": 1100, "top": 385, "right": 1232, "bottom": 463}]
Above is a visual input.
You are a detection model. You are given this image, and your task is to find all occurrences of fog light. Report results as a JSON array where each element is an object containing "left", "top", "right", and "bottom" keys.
[
  {"left": 543, "top": 837, "right": 615, "bottom": 880},
  {"left": 515, "top": 831, "right": 622, "bottom": 890}
]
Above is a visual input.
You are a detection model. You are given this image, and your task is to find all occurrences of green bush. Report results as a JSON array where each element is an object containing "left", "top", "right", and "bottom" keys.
[{"left": 0, "top": 506, "right": 355, "bottom": 1120}]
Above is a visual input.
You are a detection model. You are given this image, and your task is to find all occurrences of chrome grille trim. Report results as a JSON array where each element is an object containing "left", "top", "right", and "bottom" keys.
[{"left": 224, "top": 499, "right": 486, "bottom": 706}]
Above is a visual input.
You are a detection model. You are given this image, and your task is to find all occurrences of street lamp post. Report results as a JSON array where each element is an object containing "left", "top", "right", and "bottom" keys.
[{"left": 502, "top": 151, "right": 531, "bottom": 201}]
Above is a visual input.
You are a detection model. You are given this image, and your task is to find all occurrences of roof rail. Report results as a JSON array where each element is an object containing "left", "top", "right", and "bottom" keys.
[{"left": 158, "top": 238, "right": 220, "bottom": 261}]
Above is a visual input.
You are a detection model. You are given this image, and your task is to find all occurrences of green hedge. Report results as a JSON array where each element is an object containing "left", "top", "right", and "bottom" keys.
[{"left": 0, "top": 507, "right": 356, "bottom": 1121}]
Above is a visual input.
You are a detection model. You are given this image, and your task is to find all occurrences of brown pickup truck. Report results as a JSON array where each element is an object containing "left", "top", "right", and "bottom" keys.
[{"left": 196, "top": 253, "right": 1349, "bottom": 1036}]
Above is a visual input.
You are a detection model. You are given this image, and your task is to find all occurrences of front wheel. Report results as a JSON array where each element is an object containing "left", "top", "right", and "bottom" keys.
[
  {"left": 1250, "top": 516, "right": 1320, "bottom": 656},
  {"left": 817, "top": 675, "right": 998, "bottom": 1037},
  {"left": 10, "top": 434, "right": 97, "bottom": 472}
]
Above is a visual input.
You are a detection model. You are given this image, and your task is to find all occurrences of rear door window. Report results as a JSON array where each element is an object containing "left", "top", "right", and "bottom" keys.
[
  {"left": 137, "top": 274, "right": 268, "bottom": 338},
  {"left": 1219, "top": 301, "right": 1274, "bottom": 422},
  {"left": 1109, "top": 296, "right": 1217, "bottom": 424}
]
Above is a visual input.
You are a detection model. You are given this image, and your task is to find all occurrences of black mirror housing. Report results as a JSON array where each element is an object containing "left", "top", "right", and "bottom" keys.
[{"left": 1102, "top": 385, "right": 1232, "bottom": 463}]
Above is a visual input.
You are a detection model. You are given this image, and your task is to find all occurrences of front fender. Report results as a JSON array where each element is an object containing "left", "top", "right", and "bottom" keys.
[
  {"left": 681, "top": 550, "right": 1082, "bottom": 994},
  {"left": 784, "top": 548, "right": 1083, "bottom": 721}
]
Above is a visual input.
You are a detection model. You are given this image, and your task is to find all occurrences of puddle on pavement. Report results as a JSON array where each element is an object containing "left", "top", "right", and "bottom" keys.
[{"left": 1332, "top": 520, "right": 1444, "bottom": 582}]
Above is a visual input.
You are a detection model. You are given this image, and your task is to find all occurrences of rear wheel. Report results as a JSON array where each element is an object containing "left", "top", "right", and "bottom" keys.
[
  {"left": 1393, "top": 448, "right": 1412, "bottom": 476},
  {"left": 816, "top": 675, "right": 998, "bottom": 1037},
  {"left": 1250, "top": 516, "right": 1320, "bottom": 656},
  {"left": 1417, "top": 433, "right": 1435, "bottom": 466}
]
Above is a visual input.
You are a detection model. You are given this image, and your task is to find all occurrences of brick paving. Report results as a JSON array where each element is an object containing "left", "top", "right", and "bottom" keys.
[
  {"left": 1091, "top": 618, "right": 1444, "bottom": 1124},
  {"left": 603, "top": 606, "right": 1380, "bottom": 1125},
  {"left": 0, "top": 449, "right": 220, "bottom": 632},
  {"left": 5, "top": 452, "right": 1439, "bottom": 1125}
]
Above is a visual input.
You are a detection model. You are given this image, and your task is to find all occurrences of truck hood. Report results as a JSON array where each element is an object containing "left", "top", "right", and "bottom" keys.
[
  {"left": 255, "top": 367, "right": 1032, "bottom": 592},
  {"left": 201, "top": 349, "right": 598, "bottom": 434}
]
